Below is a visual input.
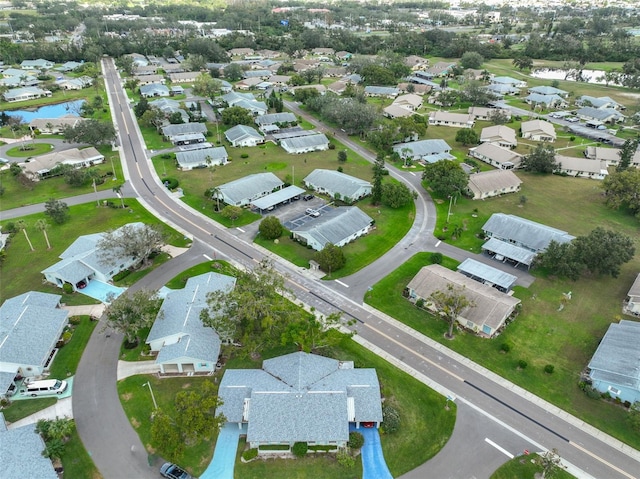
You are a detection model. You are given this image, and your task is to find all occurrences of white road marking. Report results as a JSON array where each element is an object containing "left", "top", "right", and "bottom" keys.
[
  {"left": 409, "top": 171, "right": 416, "bottom": 176},
  {"left": 485, "top": 438, "right": 514, "bottom": 459},
  {"left": 435, "top": 240, "right": 441, "bottom": 247},
  {"left": 203, "top": 254, "right": 212, "bottom": 261},
  {"left": 335, "top": 280, "right": 349, "bottom": 288},
  {"left": 236, "top": 227, "right": 245, "bottom": 233}
]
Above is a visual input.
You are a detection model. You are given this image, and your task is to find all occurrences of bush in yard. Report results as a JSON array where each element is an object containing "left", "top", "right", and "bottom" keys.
[
  {"left": 544, "top": 364, "right": 555, "bottom": 374},
  {"left": 259, "top": 216, "right": 283, "bottom": 240},
  {"left": 242, "top": 448, "right": 258, "bottom": 461},
  {"left": 163, "top": 177, "right": 179, "bottom": 190},
  {"left": 337, "top": 449, "right": 356, "bottom": 468},
  {"left": 348, "top": 431, "right": 364, "bottom": 449},
  {"left": 518, "top": 359, "right": 528, "bottom": 369},
  {"left": 328, "top": 143, "right": 336, "bottom": 150},
  {"left": 416, "top": 298, "right": 425, "bottom": 309},
  {"left": 430, "top": 252, "right": 443, "bottom": 264},
  {"left": 292, "top": 441, "right": 308, "bottom": 457},
  {"left": 63, "top": 283, "right": 73, "bottom": 294},
  {"left": 240, "top": 153, "right": 249, "bottom": 159},
  {"left": 69, "top": 316, "right": 82, "bottom": 326},
  {"left": 382, "top": 403, "right": 400, "bottom": 434},
  {"left": 500, "top": 343, "right": 511, "bottom": 353}
]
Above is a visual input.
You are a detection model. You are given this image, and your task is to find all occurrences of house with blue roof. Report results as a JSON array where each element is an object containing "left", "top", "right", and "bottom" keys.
[
  {"left": 218, "top": 351, "right": 383, "bottom": 450},
  {"left": 146, "top": 273, "right": 236, "bottom": 375},
  {"left": 0, "top": 413, "right": 58, "bottom": 478},
  {"left": 0, "top": 292, "right": 69, "bottom": 399}
]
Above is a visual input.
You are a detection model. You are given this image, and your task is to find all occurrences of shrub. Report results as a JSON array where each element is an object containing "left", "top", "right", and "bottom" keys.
[
  {"left": 62, "top": 283, "right": 73, "bottom": 294},
  {"left": 62, "top": 331, "right": 73, "bottom": 343},
  {"left": 69, "top": 316, "right": 82, "bottom": 326},
  {"left": 292, "top": 442, "right": 308, "bottom": 457},
  {"left": 382, "top": 403, "right": 400, "bottom": 433},
  {"left": 163, "top": 177, "right": 179, "bottom": 190},
  {"left": 336, "top": 450, "right": 356, "bottom": 468},
  {"left": 348, "top": 431, "right": 364, "bottom": 449},
  {"left": 430, "top": 252, "right": 443, "bottom": 264},
  {"left": 544, "top": 364, "right": 555, "bottom": 374},
  {"left": 518, "top": 359, "right": 528, "bottom": 369},
  {"left": 328, "top": 143, "right": 336, "bottom": 150},
  {"left": 500, "top": 343, "right": 511, "bottom": 353},
  {"left": 415, "top": 298, "right": 425, "bottom": 309},
  {"left": 259, "top": 216, "right": 283, "bottom": 240},
  {"left": 585, "top": 387, "right": 601, "bottom": 399},
  {"left": 242, "top": 448, "right": 258, "bottom": 461},
  {"left": 240, "top": 153, "right": 249, "bottom": 159},
  {"left": 3, "top": 222, "right": 16, "bottom": 233},
  {"left": 112, "top": 269, "right": 131, "bottom": 282}
]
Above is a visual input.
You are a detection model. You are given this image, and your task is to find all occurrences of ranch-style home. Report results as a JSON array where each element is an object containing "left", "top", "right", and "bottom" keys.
[
  {"left": 467, "top": 169, "right": 522, "bottom": 200},
  {"left": 0, "top": 292, "right": 69, "bottom": 400},
  {"left": 29, "top": 116, "right": 85, "bottom": 134},
  {"left": 303, "top": 169, "right": 372, "bottom": 202},
  {"left": 364, "top": 86, "right": 400, "bottom": 98},
  {"left": 405, "top": 264, "right": 521, "bottom": 338},
  {"left": 468, "top": 143, "right": 523, "bottom": 170},
  {"left": 393, "top": 139, "right": 454, "bottom": 164},
  {"left": 468, "top": 106, "right": 511, "bottom": 122},
  {"left": 20, "top": 147, "right": 104, "bottom": 180},
  {"left": 3, "top": 86, "right": 52, "bottom": 102},
  {"left": 218, "top": 351, "right": 383, "bottom": 450},
  {"left": 428, "top": 111, "right": 475, "bottom": 128},
  {"left": 291, "top": 207, "right": 374, "bottom": 251},
  {"left": 554, "top": 154, "right": 609, "bottom": 180},
  {"left": 254, "top": 112, "right": 297, "bottom": 132},
  {"left": 175, "top": 146, "right": 228, "bottom": 170},
  {"left": 281, "top": 133, "right": 329, "bottom": 154},
  {"left": 520, "top": 119, "right": 556, "bottom": 142},
  {"left": 139, "top": 83, "right": 170, "bottom": 98},
  {"left": 224, "top": 124, "right": 265, "bottom": 147},
  {"left": 20, "top": 58, "right": 54, "bottom": 70},
  {"left": 588, "top": 320, "right": 640, "bottom": 404},
  {"left": 623, "top": 273, "right": 640, "bottom": 317},
  {"left": 215, "top": 172, "right": 284, "bottom": 207},
  {"left": 161, "top": 122, "right": 208, "bottom": 144},
  {"left": 480, "top": 125, "right": 517, "bottom": 149},
  {"left": 146, "top": 272, "right": 236, "bottom": 375}
]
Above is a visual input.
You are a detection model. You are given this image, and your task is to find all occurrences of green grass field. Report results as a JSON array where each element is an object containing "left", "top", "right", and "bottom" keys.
[
  {"left": 48, "top": 316, "right": 98, "bottom": 378},
  {"left": 490, "top": 454, "right": 575, "bottom": 479}
]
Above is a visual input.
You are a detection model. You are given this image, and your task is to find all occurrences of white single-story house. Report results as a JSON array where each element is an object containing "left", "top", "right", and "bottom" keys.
[
  {"left": 576, "top": 95, "right": 624, "bottom": 110},
  {"left": 520, "top": 119, "right": 556, "bottom": 142},
  {"left": 468, "top": 106, "right": 511, "bottom": 122},
  {"left": 0, "top": 292, "right": 69, "bottom": 399},
  {"left": 392, "top": 93, "right": 423, "bottom": 110},
  {"left": 29, "top": 116, "right": 84, "bottom": 134},
  {"left": 406, "top": 264, "right": 521, "bottom": 338},
  {"left": 554, "top": 154, "right": 609, "bottom": 180},
  {"left": 218, "top": 351, "right": 384, "bottom": 449},
  {"left": 281, "top": 133, "right": 329, "bottom": 154},
  {"left": 383, "top": 104, "right": 413, "bottom": 119},
  {"left": 21, "top": 147, "right": 104, "bottom": 180},
  {"left": 175, "top": 146, "right": 228, "bottom": 170},
  {"left": 364, "top": 86, "right": 400, "bottom": 98},
  {"left": 524, "top": 93, "right": 567, "bottom": 109},
  {"left": 42, "top": 223, "right": 145, "bottom": 292},
  {"left": 303, "top": 169, "right": 372, "bottom": 202},
  {"left": 3, "top": 86, "right": 52, "bottom": 102},
  {"left": 224, "top": 124, "right": 265, "bottom": 147},
  {"left": 135, "top": 74, "right": 166, "bottom": 86},
  {"left": 146, "top": 273, "right": 236, "bottom": 375},
  {"left": 623, "top": 273, "right": 640, "bottom": 317},
  {"left": 393, "top": 139, "right": 454, "bottom": 164},
  {"left": 575, "top": 106, "right": 626, "bottom": 124},
  {"left": 480, "top": 125, "right": 517, "bottom": 148},
  {"left": 490, "top": 76, "right": 527, "bottom": 88},
  {"left": 484, "top": 83, "right": 520, "bottom": 96},
  {"left": 0, "top": 414, "right": 59, "bottom": 479},
  {"left": 291, "top": 207, "right": 373, "bottom": 251},
  {"left": 216, "top": 172, "right": 284, "bottom": 207},
  {"left": 583, "top": 146, "right": 637, "bottom": 168},
  {"left": 428, "top": 111, "right": 475, "bottom": 128},
  {"left": 161, "top": 122, "right": 208, "bottom": 143},
  {"left": 168, "top": 71, "right": 200, "bottom": 83},
  {"left": 469, "top": 143, "right": 523, "bottom": 170},
  {"left": 467, "top": 169, "right": 522, "bottom": 200},
  {"left": 20, "top": 59, "right": 54, "bottom": 70},
  {"left": 528, "top": 85, "right": 568, "bottom": 97},
  {"left": 139, "top": 83, "right": 170, "bottom": 98},
  {"left": 588, "top": 320, "right": 640, "bottom": 404},
  {"left": 254, "top": 112, "right": 297, "bottom": 132}
]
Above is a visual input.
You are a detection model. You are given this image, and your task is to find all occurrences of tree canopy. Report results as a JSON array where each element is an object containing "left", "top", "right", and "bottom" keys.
[
  {"left": 221, "top": 106, "right": 254, "bottom": 127},
  {"left": 460, "top": 51, "right": 484, "bottom": 69},
  {"left": 521, "top": 143, "right": 557, "bottom": 174},
  {"left": 314, "top": 243, "right": 346, "bottom": 274},
  {"left": 428, "top": 284, "right": 474, "bottom": 339},
  {"left": 381, "top": 182, "right": 414, "bottom": 208},
  {"left": 601, "top": 168, "right": 640, "bottom": 219},
  {"left": 455, "top": 128, "right": 479, "bottom": 146},
  {"left": 97, "top": 223, "right": 166, "bottom": 269},
  {"left": 104, "top": 289, "right": 162, "bottom": 344},
  {"left": 422, "top": 161, "right": 468, "bottom": 198},
  {"left": 44, "top": 198, "right": 70, "bottom": 224},
  {"left": 62, "top": 119, "right": 116, "bottom": 146},
  {"left": 259, "top": 216, "right": 283, "bottom": 240}
]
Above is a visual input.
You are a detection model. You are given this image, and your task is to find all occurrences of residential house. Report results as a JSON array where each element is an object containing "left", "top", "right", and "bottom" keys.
[
  {"left": 133, "top": 65, "right": 159, "bottom": 76},
  {"left": 235, "top": 77, "right": 263, "bottom": 90},
  {"left": 528, "top": 85, "right": 568, "bottom": 97},
  {"left": 467, "top": 169, "right": 522, "bottom": 200},
  {"left": 20, "top": 58, "right": 54, "bottom": 70},
  {"left": 57, "top": 76, "right": 93, "bottom": 91},
  {"left": 42, "top": 223, "right": 146, "bottom": 292},
  {"left": 468, "top": 143, "right": 523, "bottom": 170},
  {"left": 312, "top": 47, "right": 335, "bottom": 56},
  {"left": 162, "top": 123, "right": 207, "bottom": 145},
  {"left": 490, "top": 76, "right": 527, "bottom": 88},
  {"left": 291, "top": 84, "right": 327, "bottom": 96},
  {"left": 480, "top": 125, "right": 517, "bottom": 148},
  {"left": 404, "top": 55, "right": 429, "bottom": 70},
  {"left": 304, "top": 169, "right": 372, "bottom": 202},
  {"left": 397, "top": 83, "right": 432, "bottom": 95},
  {"left": 327, "top": 81, "right": 348, "bottom": 95},
  {"left": 139, "top": 83, "right": 170, "bottom": 98},
  {"left": 576, "top": 95, "right": 624, "bottom": 110},
  {"left": 520, "top": 119, "right": 556, "bottom": 142},
  {"left": 254, "top": 112, "right": 297, "bottom": 132},
  {"left": 468, "top": 106, "right": 511, "bottom": 122},
  {"left": 393, "top": 139, "right": 454, "bottom": 164},
  {"left": 428, "top": 111, "right": 475, "bottom": 128},
  {"left": 406, "top": 264, "right": 521, "bottom": 337},
  {"left": 0, "top": 414, "right": 59, "bottom": 478},
  {"left": 216, "top": 172, "right": 284, "bottom": 207},
  {"left": 150, "top": 98, "right": 189, "bottom": 123},
  {"left": 481, "top": 213, "right": 575, "bottom": 268},
  {"left": 587, "top": 320, "right": 640, "bottom": 404},
  {"left": 584, "top": 146, "right": 640, "bottom": 168},
  {"left": 135, "top": 74, "right": 166, "bottom": 86},
  {"left": 0, "top": 292, "right": 69, "bottom": 399},
  {"left": 266, "top": 75, "right": 291, "bottom": 87},
  {"left": 218, "top": 352, "right": 383, "bottom": 449},
  {"left": 524, "top": 93, "right": 567, "bottom": 109},
  {"left": 224, "top": 125, "right": 264, "bottom": 147},
  {"left": 281, "top": 133, "right": 329, "bottom": 154},
  {"left": 424, "top": 61, "right": 456, "bottom": 77},
  {"left": 324, "top": 67, "right": 347, "bottom": 78},
  {"left": 392, "top": 93, "right": 423, "bottom": 111},
  {"left": 56, "top": 61, "right": 83, "bottom": 72},
  {"left": 175, "top": 147, "right": 228, "bottom": 170},
  {"left": 228, "top": 48, "right": 254, "bottom": 57},
  {"left": 242, "top": 69, "right": 272, "bottom": 79},
  {"left": 3, "top": 86, "right": 52, "bottom": 102},
  {"left": 484, "top": 83, "right": 520, "bottom": 96},
  {"left": 128, "top": 53, "right": 149, "bottom": 67},
  {"left": 383, "top": 104, "right": 413, "bottom": 119},
  {"left": 146, "top": 273, "right": 236, "bottom": 375},
  {"left": 457, "top": 258, "right": 517, "bottom": 293},
  {"left": 554, "top": 154, "right": 608, "bottom": 180},
  {"left": 364, "top": 86, "right": 399, "bottom": 98},
  {"left": 29, "top": 116, "right": 84, "bottom": 134},
  {"left": 623, "top": 274, "right": 640, "bottom": 317},
  {"left": 575, "top": 106, "right": 626, "bottom": 124},
  {"left": 21, "top": 147, "right": 104, "bottom": 180},
  {"left": 222, "top": 91, "right": 256, "bottom": 107},
  {"left": 291, "top": 207, "right": 374, "bottom": 251}
]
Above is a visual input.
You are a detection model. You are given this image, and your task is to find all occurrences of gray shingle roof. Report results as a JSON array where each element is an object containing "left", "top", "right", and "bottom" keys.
[
  {"left": 0, "top": 417, "right": 58, "bottom": 479},
  {"left": 528, "top": 85, "right": 567, "bottom": 96},
  {"left": 255, "top": 112, "right": 296, "bottom": 126},
  {"left": 281, "top": 133, "right": 329, "bottom": 152},
  {"left": 292, "top": 207, "right": 373, "bottom": 249},
  {"left": 224, "top": 124, "right": 263, "bottom": 143},
  {"left": 393, "top": 139, "right": 454, "bottom": 161},
  {"left": 161, "top": 122, "right": 207, "bottom": 138},
  {"left": 147, "top": 273, "right": 236, "bottom": 365},
  {"left": 218, "top": 172, "right": 283, "bottom": 205},
  {"left": 364, "top": 86, "right": 399, "bottom": 96},
  {"left": 588, "top": 320, "right": 640, "bottom": 391},
  {"left": 176, "top": 147, "right": 228, "bottom": 167},
  {"left": 304, "top": 169, "right": 371, "bottom": 199},
  {"left": 576, "top": 106, "right": 625, "bottom": 122},
  {"left": 0, "top": 292, "right": 68, "bottom": 371},
  {"left": 482, "top": 213, "right": 575, "bottom": 252}
]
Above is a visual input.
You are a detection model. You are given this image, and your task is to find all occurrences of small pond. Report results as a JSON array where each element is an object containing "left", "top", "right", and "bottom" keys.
[
  {"left": 530, "top": 68, "right": 623, "bottom": 86},
  {"left": 5, "top": 99, "right": 86, "bottom": 122}
]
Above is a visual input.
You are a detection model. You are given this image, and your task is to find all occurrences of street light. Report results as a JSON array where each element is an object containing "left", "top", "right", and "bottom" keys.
[{"left": 142, "top": 381, "right": 158, "bottom": 410}]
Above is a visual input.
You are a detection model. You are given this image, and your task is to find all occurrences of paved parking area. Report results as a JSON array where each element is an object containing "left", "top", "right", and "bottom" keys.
[{"left": 283, "top": 201, "right": 333, "bottom": 230}]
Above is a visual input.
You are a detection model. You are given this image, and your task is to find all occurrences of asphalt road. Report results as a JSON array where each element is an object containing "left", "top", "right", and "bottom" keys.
[{"left": 73, "top": 57, "right": 640, "bottom": 479}]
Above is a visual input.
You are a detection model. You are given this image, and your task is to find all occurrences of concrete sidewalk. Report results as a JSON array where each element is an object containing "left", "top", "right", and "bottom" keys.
[
  {"left": 62, "top": 304, "right": 106, "bottom": 318},
  {"left": 117, "top": 360, "right": 159, "bottom": 380},
  {"left": 7, "top": 397, "right": 73, "bottom": 429}
]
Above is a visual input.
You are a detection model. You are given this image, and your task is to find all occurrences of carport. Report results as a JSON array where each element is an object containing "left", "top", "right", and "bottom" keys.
[{"left": 251, "top": 185, "right": 305, "bottom": 213}]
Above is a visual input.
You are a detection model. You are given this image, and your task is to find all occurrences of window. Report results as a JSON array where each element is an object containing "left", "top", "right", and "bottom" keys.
[{"left": 608, "top": 386, "right": 621, "bottom": 395}]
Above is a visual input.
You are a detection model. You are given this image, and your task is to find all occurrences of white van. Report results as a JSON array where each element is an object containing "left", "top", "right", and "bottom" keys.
[{"left": 24, "top": 379, "right": 68, "bottom": 397}]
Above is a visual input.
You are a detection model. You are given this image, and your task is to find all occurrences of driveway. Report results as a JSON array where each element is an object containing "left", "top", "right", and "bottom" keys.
[
  {"left": 200, "top": 423, "right": 246, "bottom": 479},
  {"left": 353, "top": 425, "right": 393, "bottom": 479}
]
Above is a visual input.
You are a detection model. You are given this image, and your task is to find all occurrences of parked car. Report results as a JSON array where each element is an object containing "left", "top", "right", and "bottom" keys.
[
  {"left": 160, "top": 463, "right": 193, "bottom": 479},
  {"left": 566, "top": 117, "right": 579, "bottom": 123},
  {"left": 305, "top": 208, "right": 320, "bottom": 218},
  {"left": 303, "top": 194, "right": 314, "bottom": 201}
]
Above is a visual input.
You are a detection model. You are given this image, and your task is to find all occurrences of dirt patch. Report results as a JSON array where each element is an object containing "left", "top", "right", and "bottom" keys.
[
  {"left": 182, "top": 382, "right": 191, "bottom": 389},
  {"left": 618, "top": 92, "right": 640, "bottom": 100},
  {"left": 121, "top": 392, "right": 133, "bottom": 402},
  {"left": 131, "top": 417, "right": 141, "bottom": 429}
]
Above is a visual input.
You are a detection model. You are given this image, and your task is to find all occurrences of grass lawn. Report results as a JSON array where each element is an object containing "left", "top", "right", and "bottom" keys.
[
  {"left": 490, "top": 454, "right": 575, "bottom": 479},
  {"left": 118, "top": 327, "right": 152, "bottom": 361},
  {"left": 61, "top": 428, "right": 101, "bottom": 479},
  {"left": 48, "top": 316, "right": 98, "bottom": 378},
  {"left": 164, "top": 260, "right": 237, "bottom": 289},
  {"left": 5, "top": 142, "right": 54, "bottom": 157},
  {"left": 366, "top": 170, "right": 640, "bottom": 452},
  {"left": 1, "top": 397, "right": 57, "bottom": 423},
  {"left": 0, "top": 200, "right": 191, "bottom": 301}
]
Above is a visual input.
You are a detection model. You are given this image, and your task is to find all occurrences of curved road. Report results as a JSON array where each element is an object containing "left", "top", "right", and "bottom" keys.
[{"left": 71, "top": 57, "right": 640, "bottom": 479}]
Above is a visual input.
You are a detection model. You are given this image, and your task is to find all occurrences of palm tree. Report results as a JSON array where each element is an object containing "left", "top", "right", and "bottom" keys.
[
  {"left": 16, "top": 220, "right": 34, "bottom": 251},
  {"left": 35, "top": 219, "right": 51, "bottom": 249},
  {"left": 112, "top": 183, "right": 125, "bottom": 208},
  {"left": 209, "top": 185, "right": 222, "bottom": 212}
]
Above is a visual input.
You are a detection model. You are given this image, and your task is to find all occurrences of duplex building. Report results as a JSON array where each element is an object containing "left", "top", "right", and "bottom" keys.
[
  {"left": 480, "top": 125, "right": 517, "bottom": 148},
  {"left": 393, "top": 139, "right": 454, "bottom": 164},
  {"left": 521, "top": 119, "right": 556, "bottom": 142},
  {"left": 303, "top": 169, "right": 372, "bottom": 202},
  {"left": 467, "top": 169, "right": 522, "bottom": 200},
  {"left": 291, "top": 207, "right": 374, "bottom": 252},
  {"left": 428, "top": 111, "right": 475, "bottom": 128},
  {"left": 175, "top": 147, "right": 228, "bottom": 170},
  {"left": 216, "top": 172, "right": 284, "bottom": 207},
  {"left": 281, "top": 133, "right": 329, "bottom": 154},
  {"left": 468, "top": 143, "right": 523, "bottom": 170}
]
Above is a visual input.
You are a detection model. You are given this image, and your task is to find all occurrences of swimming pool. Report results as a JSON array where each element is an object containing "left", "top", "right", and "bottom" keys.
[
  {"left": 6, "top": 99, "right": 85, "bottom": 122},
  {"left": 81, "top": 280, "right": 126, "bottom": 304}
]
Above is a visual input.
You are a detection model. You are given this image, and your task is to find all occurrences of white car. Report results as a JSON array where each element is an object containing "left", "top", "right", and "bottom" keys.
[{"left": 305, "top": 208, "right": 320, "bottom": 218}]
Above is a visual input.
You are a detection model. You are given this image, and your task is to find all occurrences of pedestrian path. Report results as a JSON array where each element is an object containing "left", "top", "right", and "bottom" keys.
[
  {"left": 352, "top": 425, "right": 393, "bottom": 479},
  {"left": 7, "top": 396, "right": 73, "bottom": 429},
  {"left": 200, "top": 422, "right": 245, "bottom": 479}
]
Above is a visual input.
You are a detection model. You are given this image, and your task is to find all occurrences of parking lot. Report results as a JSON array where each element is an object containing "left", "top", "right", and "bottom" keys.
[{"left": 279, "top": 197, "right": 333, "bottom": 230}]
